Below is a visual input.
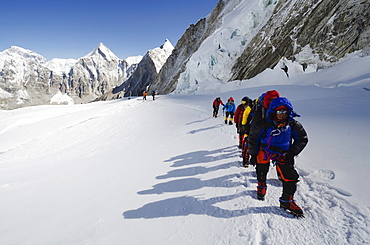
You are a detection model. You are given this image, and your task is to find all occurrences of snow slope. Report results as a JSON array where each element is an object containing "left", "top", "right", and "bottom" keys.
[{"left": 0, "top": 55, "right": 370, "bottom": 244}]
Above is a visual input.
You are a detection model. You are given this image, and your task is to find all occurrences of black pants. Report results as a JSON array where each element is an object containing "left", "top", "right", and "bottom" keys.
[
  {"left": 225, "top": 111, "right": 234, "bottom": 119},
  {"left": 256, "top": 152, "right": 299, "bottom": 196},
  {"left": 213, "top": 106, "right": 220, "bottom": 116}
]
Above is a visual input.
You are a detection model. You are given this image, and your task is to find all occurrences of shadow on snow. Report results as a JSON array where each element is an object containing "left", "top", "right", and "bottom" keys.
[
  {"left": 187, "top": 123, "right": 224, "bottom": 135},
  {"left": 122, "top": 146, "right": 292, "bottom": 219},
  {"left": 164, "top": 146, "right": 237, "bottom": 168},
  {"left": 122, "top": 192, "right": 292, "bottom": 219}
]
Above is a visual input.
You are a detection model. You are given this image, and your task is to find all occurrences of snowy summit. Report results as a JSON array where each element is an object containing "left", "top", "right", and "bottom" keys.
[
  {"left": 147, "top": 39, "right": 174, "bottom": 73},
  {"left": 0, "top": 46, "right": 47, "bottom": 64},
  {"left": 85, "top": 42, "right": 120, "bottom": 61}
]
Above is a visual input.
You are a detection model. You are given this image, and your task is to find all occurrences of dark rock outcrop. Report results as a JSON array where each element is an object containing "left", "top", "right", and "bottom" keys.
[{"left": 231, "top": 0, "right": 370, "bottom": 80}]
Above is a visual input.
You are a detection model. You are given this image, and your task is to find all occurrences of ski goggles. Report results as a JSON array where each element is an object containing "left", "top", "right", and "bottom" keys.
[{"left": 276, "top": 110, "right": 288, "bottom": 115}]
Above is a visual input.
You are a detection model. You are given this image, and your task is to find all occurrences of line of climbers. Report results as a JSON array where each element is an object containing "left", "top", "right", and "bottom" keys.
[
  {"left": 212, "top": 90, "right": 308, "bottom": 217},
  {"left": 212, "top": 97, "right": 236, "bottom": 125}
]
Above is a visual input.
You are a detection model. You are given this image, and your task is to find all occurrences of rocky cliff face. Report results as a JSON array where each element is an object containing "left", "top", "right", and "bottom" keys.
[
  {"left": 231, "top": 0, "right": 370, "bottom": 80},
  {"left": 119, "top": 39, "right": 174, "bottom": 97},
  {"left": 149, "top": 0, "right": 227, "bottom": 94}
]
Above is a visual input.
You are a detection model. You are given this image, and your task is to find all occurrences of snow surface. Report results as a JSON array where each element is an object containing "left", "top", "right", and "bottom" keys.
[
  {"left": 1, "top": 53, "right": 370, "bottom": 244},
  {"left": 44, "top": 58, "right": 78, "bottom": 76},
  {"left": 50, "top": 91, "right": 75, "bottom": 105}
]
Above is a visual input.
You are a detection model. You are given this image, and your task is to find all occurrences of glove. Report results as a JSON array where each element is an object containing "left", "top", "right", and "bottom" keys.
[
  {"left": 285, "top": 151, "right": 295, "bottom": 165},
  {"left": 250, "top": 154, "right": 257, "bottom": 166}
]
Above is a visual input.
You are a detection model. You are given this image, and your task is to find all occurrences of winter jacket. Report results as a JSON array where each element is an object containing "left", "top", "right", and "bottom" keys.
[
  {"left": 213, "top": 99, "right": 224, "bottom": 107},
  {"left": 240, "top": 105, "right": 252, "bottom": 135},
  {"left": 234, "top": 104, "right": 246, "bottom": 125},
  {"left": 223, "top": 102, "right": 236, "bottom": 113},
  {"left": 248, "top": 97, "right": 308, "bottom": 156}
]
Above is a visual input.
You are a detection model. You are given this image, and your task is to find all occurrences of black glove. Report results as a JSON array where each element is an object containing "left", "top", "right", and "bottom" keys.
[
  {"left": 250, "top": 154, "right": 257, "bottom": 166},
  {"left": 285, "top": 151, "right": 295, "bottom": 165}
]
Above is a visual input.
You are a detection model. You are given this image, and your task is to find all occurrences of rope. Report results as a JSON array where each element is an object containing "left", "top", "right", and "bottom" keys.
[{"left": 262, "top": 128, "right": 284, "bottom": 165}]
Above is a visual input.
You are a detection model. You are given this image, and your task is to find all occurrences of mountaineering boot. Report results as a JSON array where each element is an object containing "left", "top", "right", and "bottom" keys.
[
  {"left": 242, "top": 150, "right": 250, "bottom": 167},
  {"left": 229, "top": 120, "right": 233, "bottom": 125},
  {"left": 279, "top": 193, "right": 304, "bottom": 217},
  {"left": 257, "top": 182, "right": 267, "bottom": 200},
  {"left": 242, "top": 152, "right": 250, "bottom": 167},
  {"left": 242, "top": 159, "right": 250, "bottom": 168}
]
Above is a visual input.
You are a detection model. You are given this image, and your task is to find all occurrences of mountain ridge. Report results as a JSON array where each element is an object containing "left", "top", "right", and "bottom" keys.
[{"left": 0, "top": 40, "right": 171, "bottom": 109}]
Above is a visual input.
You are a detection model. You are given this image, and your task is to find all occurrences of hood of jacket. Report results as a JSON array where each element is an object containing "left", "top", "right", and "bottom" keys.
[
  {"left": 263, "top": 90, "right": 280, "bottom": 108},
  {"left": 266, "top": 97, "right": 300, "bottom": 122}
]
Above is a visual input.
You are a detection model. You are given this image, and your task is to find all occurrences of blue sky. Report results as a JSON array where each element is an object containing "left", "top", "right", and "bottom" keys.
[{"left": 0, "top": 0, "right": 218, "bottom": 60}]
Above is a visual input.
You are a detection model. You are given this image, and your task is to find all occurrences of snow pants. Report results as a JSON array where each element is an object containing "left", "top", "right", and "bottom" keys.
[
  {"left": 255, "top": 149, "right": 299, "bottom": 196},
  {"left": 224, "top": 111, "right": 234, "bottom": 124},
  {"left": 213, "top": 105, "right": 220, "bottom": 116},
  {"left": 225, "top": 111, "right": 234, "bottom": 119}
]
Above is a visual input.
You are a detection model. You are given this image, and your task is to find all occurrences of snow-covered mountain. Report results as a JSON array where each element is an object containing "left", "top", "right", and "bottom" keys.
[
  {"left": 60, "top": 43, "right": 128, "bottom": 103},
  {"left": 0, "top": 46, "right": 47, "bottom": 67},
  {"left": 151, "top": 0, "right": 370, "bottom": 95},
  {"left": 96, "top": 39, "right": 174, "bottom": 101},
  {"left": 0, "top": 46, "right": 55, "bottom": 108},
  {"left": 0, "top": 43, "right": 145, "bottom": 109}
]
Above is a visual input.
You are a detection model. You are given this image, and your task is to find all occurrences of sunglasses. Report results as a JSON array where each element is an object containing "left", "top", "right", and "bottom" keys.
[{"left": 276, "top": 110, "right": 288, "bottom": 115}]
